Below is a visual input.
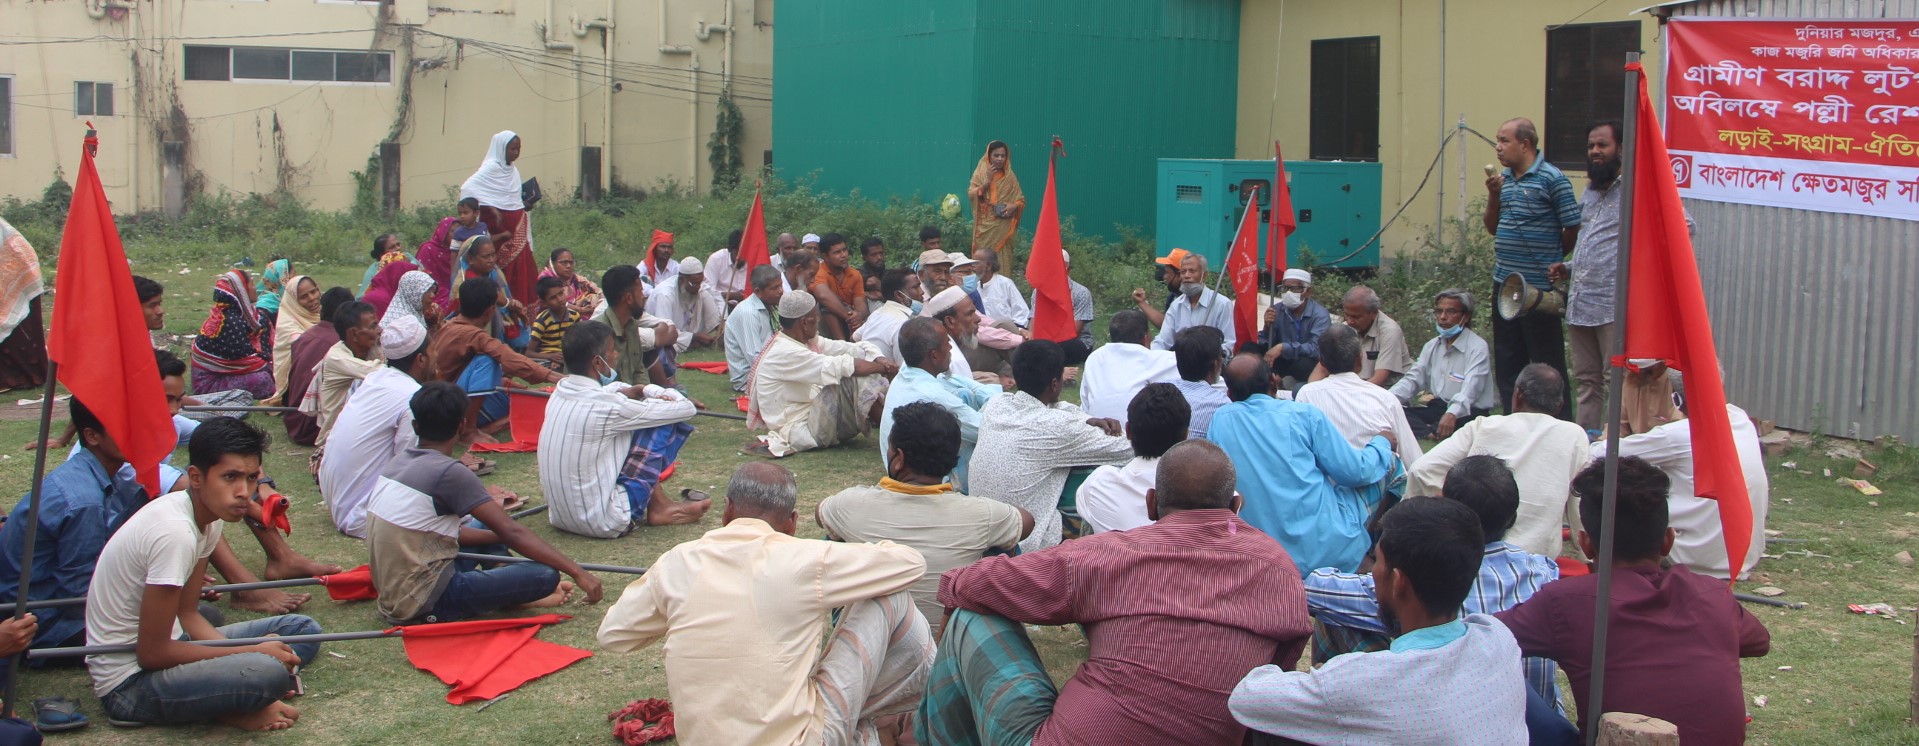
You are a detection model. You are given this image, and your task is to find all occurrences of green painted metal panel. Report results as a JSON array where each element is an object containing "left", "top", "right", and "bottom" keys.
[
  {"left": 773, "top": 0, "right": 1240, "bottom": 241},
  {"left": 1155, "top": 158, "right": 1382, "bottom": 270}
]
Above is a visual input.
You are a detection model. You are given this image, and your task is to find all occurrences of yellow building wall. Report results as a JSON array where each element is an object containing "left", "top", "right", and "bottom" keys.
[
  {"left": 0, "top": 0, "right": 772, "bottom": 214},
  {"left": 1237, "top": 0, "right": 1668, "bottom": 258}
]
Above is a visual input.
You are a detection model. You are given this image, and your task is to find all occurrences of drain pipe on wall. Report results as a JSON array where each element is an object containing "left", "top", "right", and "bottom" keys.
[
  {"left": 543, "top": 0, "right": 581, "bottom": 174},
  {"left": 658, "top": 0, "right": 696, "bottom": 186},
  {"left": 582, "top": 2, "right": 615, "bottom": 195}
]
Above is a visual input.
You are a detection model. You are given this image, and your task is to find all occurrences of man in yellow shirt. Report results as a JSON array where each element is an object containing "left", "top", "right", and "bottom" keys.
[{"left": 597, "top": 462, "right": 934, "bottom": 745}]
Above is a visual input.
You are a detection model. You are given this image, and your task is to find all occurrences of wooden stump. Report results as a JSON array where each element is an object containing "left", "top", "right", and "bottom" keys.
[{"left": 1596, "top": 713, "right": 1680, "bottom": 745}]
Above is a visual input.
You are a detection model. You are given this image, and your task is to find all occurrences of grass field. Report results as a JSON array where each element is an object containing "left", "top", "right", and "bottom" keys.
[{"left": 0, "top": 259, "right": 1914, "bottom": 744}]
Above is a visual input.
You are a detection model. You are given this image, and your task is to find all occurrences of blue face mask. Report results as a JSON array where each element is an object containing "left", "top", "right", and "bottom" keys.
[
  {"left": 595, "top": 356, "right": 619, "bottom": 386},
  {"left": 1435, "top": 323, "right": 1464, "bottom": 340},
  {"left": 908, "top": 299, "right": 924, "bottom": 315},
  {"left": 961, "top": 274, "right": 980, "bottom": 293}
]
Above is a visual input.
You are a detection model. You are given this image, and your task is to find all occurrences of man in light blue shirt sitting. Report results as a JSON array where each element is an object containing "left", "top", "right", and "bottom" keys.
[
  {"left": 1231, "top": 497, "right": 1531, "bottom": 745},
  {"left": 1152, "top": 253, "right": 1235, "bottom": 355},
  {"left": 1208, "top": 353, "right": 1396, "bottom": 576},
  {"left": 1302, "top": 454, "right": 1563, "bottom": 710},
  {"left": 1390, "top": 288, "right": 1497, "bottom": 440},
  {"left": 877, "top": 317, "right": 1001, "bottom": 492}
]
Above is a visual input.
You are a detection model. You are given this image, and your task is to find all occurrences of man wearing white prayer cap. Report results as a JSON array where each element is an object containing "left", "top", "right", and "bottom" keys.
[
  {"left": 943, "top": 253, "right": 1027, "bottom": 383},
  {"left": 318, "top": 322, "right": 438, "bottom": 537},
  {"left": 1258, "top": 266, "right": 1331, "bottom": 388},
  {"left": 801, "top": 233, "right": 822, "bottom": 251},
  {"left": 744, "top": 291, "right": 899, "bottom": 457},
  {"left": 645, "top": 256, "right": 727, "bottom": 352},
  {"left": 920, "top": 286, "right": 982, "bottom": 384}
]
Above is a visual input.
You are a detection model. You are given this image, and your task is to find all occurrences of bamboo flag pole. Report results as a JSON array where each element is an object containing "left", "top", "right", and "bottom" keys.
[
  {"left": 1, "top": 358, "right": 60, "bottom": 718},
  {"left": 1583, "top": 51, "right": 1642, "bottom": 745}
]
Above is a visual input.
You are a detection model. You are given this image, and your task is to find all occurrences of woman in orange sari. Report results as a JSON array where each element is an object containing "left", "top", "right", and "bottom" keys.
[{"left": 967, "top": 140, "right": 1025, "bottom": 261}]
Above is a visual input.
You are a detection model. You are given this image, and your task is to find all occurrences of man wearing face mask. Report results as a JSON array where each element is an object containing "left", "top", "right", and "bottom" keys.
[
  {"left": 1258, "top": 268, "right": 1331, "bottom": 389},
  {"left": 853, "top": 268, "right": 926, "bottom": 364},
  {"left": 538, "top": 320, "right": 709, "bottom": 539},
  {"left": 1152, "top": 253, "right": 1236, "bottom": 356},
  {"left": 1390, "top": 289, "right": 1497, "bottom": 439}
]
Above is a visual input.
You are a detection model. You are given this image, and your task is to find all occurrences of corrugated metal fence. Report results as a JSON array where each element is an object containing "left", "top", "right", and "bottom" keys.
[{"left": 1667, "top": 0, "right": 1919, "bottom": 442}]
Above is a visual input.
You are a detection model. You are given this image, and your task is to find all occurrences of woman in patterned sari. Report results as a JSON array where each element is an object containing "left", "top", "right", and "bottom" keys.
[
  {"left": 461, "top": 131, "right": 538, "bottom": 304},
  {"left": 190, "top": 270, "right": 275, "bottom": 398},
  {"left": 454, "top": 236, "right": 531, "bottom": 352},
  {"left": 537, "top": 247, "right": 602, "bottom": 313},
  {"left": 967, "top": 140, "right": 1025, "bottom": 263},
  {"left": 0, "top": 217, "right": 46, "bottom": 392}
]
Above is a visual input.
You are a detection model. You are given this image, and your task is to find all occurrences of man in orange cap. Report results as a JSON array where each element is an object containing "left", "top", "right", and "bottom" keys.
[{"left": 1131, "top": 248, "right": 1190, "bottom": 330}]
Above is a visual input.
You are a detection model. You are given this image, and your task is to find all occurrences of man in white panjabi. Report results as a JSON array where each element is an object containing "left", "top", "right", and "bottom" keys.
[{"left": 745, "top": 291, "right": 899, "bottom": 458}]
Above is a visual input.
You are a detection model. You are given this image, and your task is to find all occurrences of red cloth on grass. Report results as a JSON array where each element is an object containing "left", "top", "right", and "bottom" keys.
[
  {"left": 320, "top": 565, "right": 378, "bottom": 601},
  {"left": 610, "top": 699, "right": 676, "bottom": 745},
  {"left": 677, "top": 361, "right": 729, "bottom": 374},
  {"left": 470, "top": 389, "right": 548, "bottom": 453},
  {"left": 397, "top": 613, "right": 592, "bottom": 704}
]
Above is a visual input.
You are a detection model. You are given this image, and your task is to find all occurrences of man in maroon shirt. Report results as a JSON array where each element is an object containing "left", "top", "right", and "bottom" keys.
[
  {"left": 915, "top": 439, "right": 1313, "bottom": 746},
  {"left": 1495, "top": 456, "right": 1770, "bottom": 744}
]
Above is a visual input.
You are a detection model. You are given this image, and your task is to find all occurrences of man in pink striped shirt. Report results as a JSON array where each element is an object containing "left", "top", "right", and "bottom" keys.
[{"left": 914, "top": 440, "right": 1313, "bottom": 745}]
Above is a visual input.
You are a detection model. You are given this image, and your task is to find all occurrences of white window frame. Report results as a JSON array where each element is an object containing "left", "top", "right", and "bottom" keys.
[
  {"left": 76, "top": 81, "right": 115, "bottom": 118},
  {"left": 184, "top": 46, "right": 394, "bottom": 86}
]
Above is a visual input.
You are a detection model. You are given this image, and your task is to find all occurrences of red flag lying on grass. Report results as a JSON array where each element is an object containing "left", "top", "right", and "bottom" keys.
[
  {"left": 319, "top": 565, "right": 378, "bottom": 601},
  {"left": 677, "top": 361, "right": 730, "bottom": 375},
  {"left": 397, "top": 613, "right": 593, "bottom": 704},
  {"left": 1024, "top": 137, "right": 1076, "bottom": 344},
  {"left": 45, "top": 128, "right": 176, "bottom": 496},
  {"left": 1266, "top": 142, "right": 1297, "bottom": 279},
  {"left": 469, "top": 390, "right": 548, "bottom": 454},
  {"left": 737, "top": 183, "right": 772, "bottom": 272},
  {"left": 1619, "top": 62, "right": 1753, "bottom": 581},
  {"left": 1224, "top": 185, "right": 1263, "bottom": 349}
]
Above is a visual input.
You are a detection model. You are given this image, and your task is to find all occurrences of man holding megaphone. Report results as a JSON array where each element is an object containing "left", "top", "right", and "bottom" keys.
[{"left": 1482, "top": 117, "right": 1580, "bottom": 420}]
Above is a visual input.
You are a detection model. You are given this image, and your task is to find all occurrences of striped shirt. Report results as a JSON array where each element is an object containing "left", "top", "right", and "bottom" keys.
[
  {"left": 535, "top": 375, "right": 697, "bottom": 538},
  {"left": 530, "top": 306, "right": 581, "bottom": 355},
  {"left": 1494, "top": 159, "right": 1581, "bottom": 288},
  {"left": 1303, "top": 541, "right": 1562, "bottom": 704},
  {"left": 938, "top": 508, "right": 1314, "bottom": 746},
  {"left": 1172, "top": 377, "right": 1230, "bottom": 439}
]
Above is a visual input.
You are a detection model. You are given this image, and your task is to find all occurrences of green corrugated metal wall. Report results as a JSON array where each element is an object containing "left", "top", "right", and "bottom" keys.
[{"left": 773, "top": 0, "right": 1240, "bottom": 241}]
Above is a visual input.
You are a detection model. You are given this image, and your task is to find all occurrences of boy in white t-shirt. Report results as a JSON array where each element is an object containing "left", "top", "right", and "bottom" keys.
[{"left": 85, "top": 418, "right": 322, "bottom": 731}]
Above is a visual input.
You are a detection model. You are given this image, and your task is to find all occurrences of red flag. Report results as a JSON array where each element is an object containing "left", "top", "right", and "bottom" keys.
[
  {"left": 1620, "top": 62, "right": 1753, "bottom": 580},
  {"left": 1024, "top": 138, "right": 1076, "bottom": 343},
  {"left": 46, "top": 130, "right": 175, "bottom": 496},
  {"left": 1266, "top": 142, "right": 1297, "bottom": 278},
  {"left": 737, "top": 183, "right": 772, "bottom": 272},
  {"left": 396, "top": 613, "right": 592, "bottom": 704},
  {"left": 318, "top": 564, "right": 378, "bottom": 601},
  {"left": 1225, "top": 185, "right": 1263, "bottom": 349}
]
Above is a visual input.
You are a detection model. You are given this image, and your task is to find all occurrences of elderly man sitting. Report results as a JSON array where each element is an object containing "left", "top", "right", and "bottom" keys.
[
  {"left": 916, "top": 440, "right": 1314, "bottom": 745},
  {"left": 1259, "top": 268, "right": 1331, "bottom": 387},
  {"left": 1409, "top": 363, "right": 1589, "bottom": 558},
  {"left": 1390, "top": 287, "right": 1497, "bottom": 439},
  {"left": 853, "top": 267, "right": 925, "bottom": 364},
  {"left": 1330, "top": 284, "right": 1413, "bottom": 387},
  {"left": 644, "top": 257, "right": 726, "bottom": 352},
  {"left": 1210, "top": 353, "right": 1398, "bottom": 575},
  {"left": 723, "top": 265, "right": 784, "bottom": 393},
  {"left": 745, "top": 291, "right": 898, "bottom": 458},
  {"left": 1298, "top": 325, "right": 1422, "bottom": 465},
  {"left": 1152, "top": 252, "right": 1235, "bottom": 355},
  {"left": 598, "top": 462, "right": 934, "bottom": 745},
  {"left": 970, "top": 340, "right": 1134, "bottom": 553},
  {"left": 922, "top": 286, "right": 1011, "bottom": 386},
  {"left": 878, "top": 317, "right": 1001, "bottom": 491}
]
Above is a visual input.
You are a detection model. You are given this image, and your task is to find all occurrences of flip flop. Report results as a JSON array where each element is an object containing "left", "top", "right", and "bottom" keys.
[{"left": 34, "top": 696, "right": 89, "bottom": 732}]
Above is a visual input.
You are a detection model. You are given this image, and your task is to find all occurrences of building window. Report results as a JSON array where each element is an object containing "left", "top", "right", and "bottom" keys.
[
  {"left": 1545, "top": 21, "right": 1640, "bottom": 170},
  {"left": 1310, "top": 36, "right": 1380, "bottom": 162},
  {"left": 0, "top": 76, "right": 12, "bottom": 156},
  {"left": 183, "top": 45, "right": 393, "bottom": 84},
  {"left": 76, "top": 82, "right": 115, "bottom": 117}
]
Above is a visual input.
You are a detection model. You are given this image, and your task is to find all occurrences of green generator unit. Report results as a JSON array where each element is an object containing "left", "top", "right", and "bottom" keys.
[{"left": 1155, "top": 159, "right": 1382, "bottom": 271}]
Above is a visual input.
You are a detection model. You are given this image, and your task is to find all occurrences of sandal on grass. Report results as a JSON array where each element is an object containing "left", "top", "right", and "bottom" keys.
[{"left": 33, "top": 696, "right": 90, "bottom": 732}]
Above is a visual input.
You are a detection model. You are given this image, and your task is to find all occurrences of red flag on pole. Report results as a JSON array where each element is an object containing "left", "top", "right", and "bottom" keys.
[
  {"left": 1024, "top": 137, "right": 1077, "bottom": 343},
  {"left": 1225, "top": 185, "right": 1263, "bottom": 349},
  {"left": 737, "top": 182, "right": 771, "bottom": 272},
  {"left": 1266, "top": 142, "right": 1297, "bottom": 278},
  {"left": 1619, "top": 62, "right": 1753, "bottom": 580},
  {"left": 46, "top": 129, "right": 175, "bottom": 496}
]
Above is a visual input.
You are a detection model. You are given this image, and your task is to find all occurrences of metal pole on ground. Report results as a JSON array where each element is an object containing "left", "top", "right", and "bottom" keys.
[
  {"left": 182, "top": 405, "right": 302, "bottom": 414},
  {"left": 1584, "top": 51, "right": 1641, "bottom": 745},
  {"left": 1, "top": 359, "right": 59, "bottom": 718},
  {"left": 28, "top": 629, "right": 401, "bottom": 661},
  {"left": 455, "top": 553, "right": 647, "bottom": 576},
  {"left": 0, "top": 577, "right": 331, "bottom": 614}
]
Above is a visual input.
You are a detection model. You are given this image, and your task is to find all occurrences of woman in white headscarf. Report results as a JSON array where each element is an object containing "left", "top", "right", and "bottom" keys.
[
  {"left": 380, "top": 270, "right": 441, "bottom": 358},
  {"left": 460, "top": 131, "right": 538, "bottom": 306},
  {"left": 267, "top": 275, "right": 322, "bottom": 404}
]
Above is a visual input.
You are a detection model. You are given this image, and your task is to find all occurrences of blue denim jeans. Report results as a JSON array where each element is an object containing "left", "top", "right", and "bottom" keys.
[
  {"left": 101, "top": 615, "right": 323, "bottom": 725},
  {"left": 418, "top": 543, "right": 561, "bottom": 624}
]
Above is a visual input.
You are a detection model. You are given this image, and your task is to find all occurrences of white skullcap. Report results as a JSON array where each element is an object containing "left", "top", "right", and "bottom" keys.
[
  {"left": 380, "top": 318, "right": 427, "bottom": 360},
  {"left": 946, "top": 251, "right": 978, "bottom": 269},
  {"left": 921, "top": 286, "right": 969, "bottom": 318},
  {"left": 679, "top": 257, "right": 704, "bottom": 274},
  {"left": 777, "top": 290, "right": 818, "bottom": 318},
  {"left": 801, "top": 233, "right": 821, "bottom": 245},
  {"left": 1062, "top": 250, "right": 1071, "bottom": 266},
  {"left": 1283, "top": 268, "right": 1313, "bottom": 286}
]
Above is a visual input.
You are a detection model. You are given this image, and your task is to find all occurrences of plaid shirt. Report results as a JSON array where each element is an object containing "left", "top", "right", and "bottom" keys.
[{"left": 1304, "top": 541, "right": 1562, "bottom": 704}]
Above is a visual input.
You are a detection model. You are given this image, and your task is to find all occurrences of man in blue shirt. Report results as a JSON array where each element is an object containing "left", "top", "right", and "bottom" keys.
[
  {"left": 1258, "top": 268, "right": 1331, "bottom": 388},
  {"left": 877, "top": 317, "right": 1002, "bottom": 492},
  {"left": 0, "top": 398, "right": 152, "bottom": 654},
  {"left": 1208, "top": 353, "right": 1397, "bottom": 575},
  {"left": 1482, "top": 117, "right": 1579, "bottom": 418}
]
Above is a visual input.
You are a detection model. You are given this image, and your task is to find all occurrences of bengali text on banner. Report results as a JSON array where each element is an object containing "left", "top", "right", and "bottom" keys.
[{"left": 1664, "top": 19, "right": 1919, "bottom": 221}]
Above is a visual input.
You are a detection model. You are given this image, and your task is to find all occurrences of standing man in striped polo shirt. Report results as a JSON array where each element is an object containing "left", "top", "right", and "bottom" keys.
[{"left": 1482, "top": 117, "right": 1580, "bottom": 417}]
